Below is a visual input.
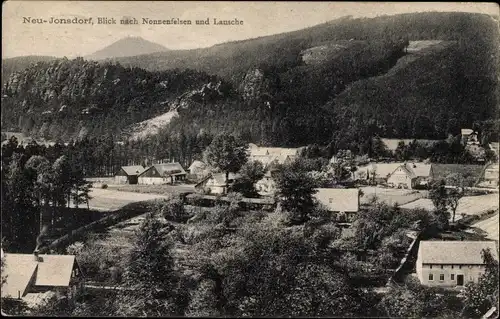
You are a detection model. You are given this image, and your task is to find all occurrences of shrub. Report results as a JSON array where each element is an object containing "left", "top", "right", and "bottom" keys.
[{"left": 101, "top": 184, "right": 108, "bottom": 189}]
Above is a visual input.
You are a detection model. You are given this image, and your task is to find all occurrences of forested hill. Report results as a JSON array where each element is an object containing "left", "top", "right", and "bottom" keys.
[
  {"left": 1, "top": 58, "right": 232, "bottom": 141},
  {"left": 110, "top": 12, "right": 498, "bottom": 84},
  {"left": 2, "top": 55, "right": 57, "bottom": 85},
  {"left": 1, "top": 12, "right": 499, "bottom": 148}
]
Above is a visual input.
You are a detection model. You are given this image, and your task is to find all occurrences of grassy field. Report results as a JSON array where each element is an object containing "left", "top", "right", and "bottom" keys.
[
  {"left": 360, "top": 186, "right": 427, "bottom": 206},
  {"left": 71, "top": 188, "right": 172, "bottom": 211},
  {"left": 399, "top": 193, "right": 499, "bottom": 221},
  {"left": 432, "top": 164, "right": 484, "bottom": 185},
  {"left": 472, "top": 213, "right": 499, "bottom": 241},
  {"left": 110, "top": 184, "right": 195, "bottom": 196}
]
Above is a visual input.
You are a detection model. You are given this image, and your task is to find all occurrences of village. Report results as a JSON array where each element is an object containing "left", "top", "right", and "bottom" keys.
[{"left": 2, "top": 127, "right": 499, "bottom": 317}]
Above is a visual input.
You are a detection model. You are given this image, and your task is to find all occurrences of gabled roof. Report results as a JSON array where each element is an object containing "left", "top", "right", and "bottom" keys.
[
  {"left": 1, "top": 254, "right": 37, "bottom": 298},
  {"left": 314, "top": 188, "right": 359, "bottom": 212},
  {"left": 35, "top": 255, "right": 76, "bottom": 286},
  {"left": 188, "top": 160, "right": 206, "bottom": 171},
  {"left": 419, "top": 241, "right": 498, "bottom": 264},
  {"left": 140, "top": 163, "right": 187, "bottom": 177},
  {"left": 120, "top": 165, "right": 145, "bottom": 176},
  {"left": 1, "top": 253, "right": 76, "bottom": 299}
]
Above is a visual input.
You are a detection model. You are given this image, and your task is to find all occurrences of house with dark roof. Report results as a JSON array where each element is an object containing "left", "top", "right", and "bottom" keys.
[
  {"left": 313, "top": 188, "right": 360, "bottom": 221},
  {"left": 416, "top": 241, "right": 498, "bottom": 287},
  {"left": 114, "top": 165, "right": 145, "bottom": 184},
  {"left": 1, "top": 249, "right": 83, "bottom": 307},
  {"left": 138, "top": 162, "right": 187, "bottom": 185}
]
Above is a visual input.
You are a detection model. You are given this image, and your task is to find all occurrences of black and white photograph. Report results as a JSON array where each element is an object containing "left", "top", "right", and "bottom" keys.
[{"left": 1, "top": 1, "right": 499, "bottom": 317}]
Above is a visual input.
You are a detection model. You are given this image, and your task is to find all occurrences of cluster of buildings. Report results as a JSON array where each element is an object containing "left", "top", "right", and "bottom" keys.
[{"left": 114, "top": 162, "right": 187, "bottom": 185}]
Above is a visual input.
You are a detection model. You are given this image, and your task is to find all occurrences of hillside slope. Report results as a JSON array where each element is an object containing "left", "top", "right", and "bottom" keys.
[{"left": 1, "top": 12, "right": 498, "bottom": 149}]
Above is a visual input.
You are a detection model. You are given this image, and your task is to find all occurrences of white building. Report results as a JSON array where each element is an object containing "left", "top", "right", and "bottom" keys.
[{"left": 416, "top": 241, "right": 498, "bottom": 287}]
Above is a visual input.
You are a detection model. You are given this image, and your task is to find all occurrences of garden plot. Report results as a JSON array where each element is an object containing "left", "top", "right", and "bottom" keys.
[
  {"left": 360, "top": 186, "right": 426, "bottom": 206},
  {"left": 400, "top": 194, "right": 499, "bottom": 221}
]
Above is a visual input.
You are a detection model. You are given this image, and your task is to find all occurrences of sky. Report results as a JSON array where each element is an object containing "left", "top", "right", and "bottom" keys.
[{"left": 2, "top": 1, "right": 499, "bottom": 58}]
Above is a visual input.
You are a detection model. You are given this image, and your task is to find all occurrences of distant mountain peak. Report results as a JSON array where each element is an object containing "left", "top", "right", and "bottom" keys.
[{"left": 86, "top": 36, "right": 169, "bottom": 60}]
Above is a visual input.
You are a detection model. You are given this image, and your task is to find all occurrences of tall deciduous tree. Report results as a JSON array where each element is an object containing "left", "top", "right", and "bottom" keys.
[
  {"left": 274, "top": 162, "right": 318, "bottom": 224},
  {"left": 462, "top": 248, "right": 499, "bottom": 317},
  {"left": 203, "top": 135, "right": 248, "bottom": 186}
]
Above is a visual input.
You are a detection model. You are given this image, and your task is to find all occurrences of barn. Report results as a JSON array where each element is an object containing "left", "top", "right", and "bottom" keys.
[
  {"left": 114, "top": 165, "right": 145, "bottom": 184},
  {"left": 138, "top": 163, "right": 187, "bottom": 185}
]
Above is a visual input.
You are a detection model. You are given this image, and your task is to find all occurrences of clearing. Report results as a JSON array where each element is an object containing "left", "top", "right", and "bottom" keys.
[
  {"left": 471, "top": 213, "right": 499, "bottom": 241},
  {"left": 399, "top": 193, "right": 499, "bottom": 221},
  {"left": 360, "top": 186, "right": 426, "bottom": 206},
  {"left": 71, "top": 188, "right": 171, "bottom": 211},
  {"left": 110, "top": 184, "right": 195, "bottom": 195},
  {"left": 432, "top": 164, "right": 484, "bottom": 184},
  {"left": 126, "top": 110, "right": 178, "bottom": 141}
]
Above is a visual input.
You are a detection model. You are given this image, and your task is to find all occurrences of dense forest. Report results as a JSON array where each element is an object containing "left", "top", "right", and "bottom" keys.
[{"left": 1, "top": 12, "right": 498, "bottom": 153}]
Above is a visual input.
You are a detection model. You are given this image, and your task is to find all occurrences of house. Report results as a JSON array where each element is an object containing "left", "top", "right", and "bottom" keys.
[
  {"left": 187, "top": 160, "right": 209, "bottom": 180},
  {"left": 137, "top": 162, "right": 187, "bottom": 185},
  {"left": 1, "top": 249, "right": 83, "bottom": 306},
  {"left": 461, "top": 128, "right": 480, "bottom": 145},
  {"left": 416, "top": 241, "right": 498, "bottom": 287},
  {"left": 255, "top": 170, "right": 279, "bottom": 197},
  {"left": 387, "top": 162, "right": 433, "bottom": 189},
  {"left": 114, "top": 165, "right": 145, "bottom": 184},
  {"left": 194, "top": 172, "right": 240, "bottom": 195},
  {"left": 355, "top": 163, "right": 403, "bottom": 183},
  {"left": 313, "top": 188, "right": 360, "bottom": 221},
  {"left": 248, "top": 143, "right": 303, "bottom": 168}
]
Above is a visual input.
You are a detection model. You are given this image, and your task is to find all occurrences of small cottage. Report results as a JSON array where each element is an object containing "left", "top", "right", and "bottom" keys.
[
  {"left": 194, "top": 172, "right": 240, "bottom": 195},
  {"left": 313, "top": 188, "right": 360, "bottom": 221},
  {"left": 114, "top": 165, "right": 145, "bottom": 184},
  {"left": 138, "top": 163, "right": 187, "bottom": 185},
  {"left": 1, "top": 249, "right": 83, "bottom": 306},
  {"left": 416, "top": 241, "right": 498, "bottom": 287}
]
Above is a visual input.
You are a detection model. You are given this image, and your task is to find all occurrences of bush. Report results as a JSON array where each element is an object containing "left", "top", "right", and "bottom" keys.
[{"left": 101, "top": 184, "right": 108, "bottom": 189}]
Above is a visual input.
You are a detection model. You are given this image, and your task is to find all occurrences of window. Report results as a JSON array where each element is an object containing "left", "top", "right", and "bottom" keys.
[
  {"left": 469, "top": 276, "right": 473, "bottom": 281},
  {"left": 440, "top": 274, "right": 444, "bottom": 281},
  {"left": 459, "top": 265, "right": 462, "bottom": 269},
  {"left": 329, "top": 198, "right": 333, "bottom": 204},
  {"left": 430, "top": 265, "right": 433, "bottom": 269},
  {"left": 451, "top": 265, "right": 454, "bottom": 269},
  {"left": 451, "top": 274, "right": 455, "bottom": 280},
  {"left": 428, "top": 274, "right": 434, "bottom": 281},
  {"left": 440, "top": 265, "right": 444, "bottom": 269}
]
